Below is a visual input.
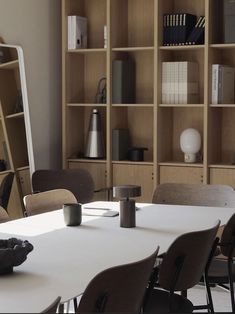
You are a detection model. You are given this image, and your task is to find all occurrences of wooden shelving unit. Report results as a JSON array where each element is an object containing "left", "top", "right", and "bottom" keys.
[
  {"left": 0, "top": 43, "right": 34, "bottom": 217},
  {"left": 62, "top": 0, "right": 235, "bottom": 202}
]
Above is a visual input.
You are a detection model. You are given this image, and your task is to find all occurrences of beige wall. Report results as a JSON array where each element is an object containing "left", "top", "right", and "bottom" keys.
[{"left": 0, "top": 0, "right": 61, "bottom": 169}]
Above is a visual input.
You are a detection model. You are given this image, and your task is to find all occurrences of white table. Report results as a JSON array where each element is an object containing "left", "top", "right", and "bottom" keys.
[{"left": 0, "top": 201, "right": 234, "bottom": 313}]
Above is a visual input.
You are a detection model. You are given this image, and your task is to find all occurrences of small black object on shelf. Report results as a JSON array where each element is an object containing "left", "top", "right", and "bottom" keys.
[
  {"left": 127, "top": 147, "right": 148, "bottom": 162},
  {"left": 0, "top": 237, "right": 34, "bottom": 275}
]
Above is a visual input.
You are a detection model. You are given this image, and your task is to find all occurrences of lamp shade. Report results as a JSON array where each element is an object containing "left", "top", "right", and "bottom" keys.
[{"left": 180, "top": 128, "right": 201, "bottom": 163}]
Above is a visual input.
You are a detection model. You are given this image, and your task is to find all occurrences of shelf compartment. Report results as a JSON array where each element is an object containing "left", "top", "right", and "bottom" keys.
[
  {"left": 0, "top": 122, "right": 11, "bottom": 171},
  {"left": 111, "top": 0, "right": 154, "bottom": 48},
  {"left": 68, "top": 160, "right": 107, "bottom": 201},
  {"left": 66, "top": 0, "right": 107, "bottom": 49},
  {"left": 157, "top": 0, "right": 205, "bottom": 47},
  {"left": 210, "top": 167, "right": 235, "bottom": 188},
  {"left": 112, "top": 163, "right": 153, "bottom": 202},
  {"left": 159, "top": 49, "right": 205, "bottom": 104},
  {"left": 5, "top": 118, "right": 28, "bottom": 169},
  {"left": 65, "top": 106, "right": 107, "bottom": 161},
  {"left": 158, "top": 107, "right": 204, "bottom": 163},
  {"left": 66, "top": 52, "right": 107, "bottom": 104},
  {"left": 111, "top": 107, "right": 153, "bottom": 163},
  {"left": 209, "top": 47, "right": 235, "bottom": 105},
  {"left": 208, "top": 107, "right": 235, "bottom": 165},
  {"left": 159, "top": 165, "right": 203, "bottom": 184},
  {"left": 112, "top": 50, "right": 154, "bottom": 104}
]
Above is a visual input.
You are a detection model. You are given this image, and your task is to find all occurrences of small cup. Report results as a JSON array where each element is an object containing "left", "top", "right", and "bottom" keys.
[{"left": 63, "top": 203, "right": 82, "bottom": 226}]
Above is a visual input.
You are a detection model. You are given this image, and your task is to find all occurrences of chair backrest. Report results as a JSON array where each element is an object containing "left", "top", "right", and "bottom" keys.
[
  {"left": 41, "top": 296, "right": 61, "bottom": 313},
  {"left": 0, "top": 172, "right": 14, "bottom": 211},
  {"left": 24, "top": 189, "right": 77, "bottom": 216},
  {"left": 158, "top": 220, "right": 220, "bottom": 292},
  {"left": 220, "top": 213, "right": 235, "bottom": 257},
  {"left": 77, "top": 247, "right": 159, "bottom": 313},
  {"left": 32, "top": 169, "right": 95, "bottom": 203},
  {"left": 0, "top": 206, "right": 10, "bottom": 223},
  {"left": 152, "top": 183, "right": 235, "bottom": 207}
]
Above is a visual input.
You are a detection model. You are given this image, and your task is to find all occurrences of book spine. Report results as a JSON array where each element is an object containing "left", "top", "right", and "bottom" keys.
[
  {"left": 68, "top": 16, "right": 71, "bottom": 49},
  {"left": 162, "top": 62, "right": 167, "bottom": 103},
  {"left": 212, "top": 64, "right": 219, "bottom": 104},
  {"left": 174, "top": 62, "right": 179, "bottom": 104}
]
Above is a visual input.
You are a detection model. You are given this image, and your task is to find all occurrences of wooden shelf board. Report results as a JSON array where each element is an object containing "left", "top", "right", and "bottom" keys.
[
  {"left": 6, "top": 112, "right": 24, "bottom": 119},
  {"left": 67, "top": 158, "right": 107, "bottom": 164},
  {"left": 16, "top": 165, "right": 29, "bottom": 171},
  {"left": 209, "top": 164, "right": 235, "bottom": 169},
  {"left": 112, "top": 47, "right": 154, "bottom": 52},
  {"left": 67, "top": 103, "right": 107, "bottom": 107},
  {"left": 0, "top": 59, "right": 18, "bottom": 69},
  {"left": 210, "top": 104, "right": 235, "bottom": 108},
  {"left": 159, "top": 45, "right": 204, "bottom": 51},
  {"left": 67, "top": 48, "right": 106, "bottom": 53},
  {"left": 112, "top": 104, "right": 154, "bottom": 107},
  {"left": 112, "top": 161, "right": 153, "bottom": 166},
  {"left": 159, "top": 104, "right": 204, "bottom": 108},
  {"left": 0, "top": 169, "right": 14, "bottom": 175},
  {"left": 210, "top": 43, "right": 235, "bottom": 49},
  {"left": 159, "top": 162, "right": 203, "bottom": 168}
]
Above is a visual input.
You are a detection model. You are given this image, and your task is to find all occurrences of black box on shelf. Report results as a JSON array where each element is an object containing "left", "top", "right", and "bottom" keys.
[
  {"left": 112, "top": 59, "right": 135, "bottom": 104},
  {"left": 112, "top": 129, "right": 130, "bottom": 161},
  {"left": 224, "top": 0, "right": 235, "bottom": 43}
]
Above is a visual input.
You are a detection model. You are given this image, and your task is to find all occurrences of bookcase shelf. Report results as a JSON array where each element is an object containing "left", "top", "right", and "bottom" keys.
[{"left": 62, "top": 0, "right": 235, "bottom": 201}]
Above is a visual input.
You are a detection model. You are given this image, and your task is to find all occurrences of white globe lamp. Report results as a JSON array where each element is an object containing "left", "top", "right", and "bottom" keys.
[{"left": 180, "top": 128, "right": 201, "bottom": 163}]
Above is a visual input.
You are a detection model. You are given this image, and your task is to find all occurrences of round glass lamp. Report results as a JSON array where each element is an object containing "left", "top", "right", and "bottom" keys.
[{"left": 180, "top": 128, "right": 201, "bottom": 163}]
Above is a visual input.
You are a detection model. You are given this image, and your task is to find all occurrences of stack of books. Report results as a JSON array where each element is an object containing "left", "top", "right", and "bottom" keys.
[
  {"left": 68, "top": 15, "right": 87, "bottom": 49},
  {"left": 163, "top": 14, "right": 205, "bottom": 46},
  {"left": 162, "top": 61, "right": 199, "bottom": 104},
  {"left": 212, "top": 64, "right": 235, "bottom": 104}
]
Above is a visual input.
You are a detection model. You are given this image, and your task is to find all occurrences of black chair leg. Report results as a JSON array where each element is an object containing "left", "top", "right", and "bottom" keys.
[
  {"left": 204, "top": 275, "right": 214, "bottom": 313},
  {"left": 228, "top": 258, "right": 235, "bottom": 312}
]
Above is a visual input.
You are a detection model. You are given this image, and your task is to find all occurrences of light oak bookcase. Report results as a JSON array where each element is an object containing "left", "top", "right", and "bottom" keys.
[
  {"left": 62, "top": 0, "right": 235, "bottom": 202},
  {"left": 0, "top": 43, "right": 34, "bottom": 217}
]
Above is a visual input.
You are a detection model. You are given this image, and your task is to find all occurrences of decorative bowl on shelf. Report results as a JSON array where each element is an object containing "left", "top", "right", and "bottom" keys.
[{"left": 0, "top": 238, "right": 34, "bottom": 275}]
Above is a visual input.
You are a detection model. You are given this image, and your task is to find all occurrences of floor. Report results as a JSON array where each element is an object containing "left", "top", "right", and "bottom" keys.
[{"left": 188, "top": 284, "right": 233, "bottom": 313}]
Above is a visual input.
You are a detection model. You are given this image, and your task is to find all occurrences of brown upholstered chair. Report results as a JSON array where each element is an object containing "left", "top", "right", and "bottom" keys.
[
  {"left": 144, "top": 221, "right": 220, "bottom": 313},
  {"left": 32, "top": 169, "right": 111, "bottom": 203},
  {"left": 41, "top": 296, "right": 61, "bottom": 313},
  {"left": 76, "top": 247, "right": 159, "bottom": 313},
  {"left": 152, "top": 183, "right": 235, "bottom": 207},
  {"left": 23, "top": 189, "right": 77, "bottom": 216},
  {"left": 206, "top": 213, "right": 235, "bottom": 312},
  {"left": 0, "top": 206, "right": 10, "bottom": 223}
]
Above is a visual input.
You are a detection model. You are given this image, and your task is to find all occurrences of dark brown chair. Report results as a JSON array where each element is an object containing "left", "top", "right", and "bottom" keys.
[
  {"left": 0, "top": 172, "right": 14, "bottom": 212},
  {"left": 32, "top": 169, "right": 110, "bottom": 203},
  {"left": 144, "top": 221, "right": 220, "bottom": 313},
  {"left": 206, "top": 213, "right": 235, "bottom": 313},
  {"left": 41, "top": 296, "right": 61, "bottom": 313},
  {"left": 76, "top": 247, "right": 159, "bottom": 313}
]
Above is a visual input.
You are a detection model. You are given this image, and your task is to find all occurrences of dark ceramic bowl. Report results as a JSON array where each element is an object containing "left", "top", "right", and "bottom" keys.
[{"left": 0, "top": 238, "right": 34, "bottom": 275}]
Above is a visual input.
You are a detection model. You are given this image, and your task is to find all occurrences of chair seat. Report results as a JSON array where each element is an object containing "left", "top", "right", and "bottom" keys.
[
  {"left": 208, "top": 258, "right": 235, "bottom": 284},
  {"left": 144, "top": 288, "right": 193, "bottom": 313}
]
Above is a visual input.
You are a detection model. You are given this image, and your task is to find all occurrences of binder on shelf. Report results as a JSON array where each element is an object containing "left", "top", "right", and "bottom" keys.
[
  {"left": 163, "top": 13, "right": 196, "bottom": 45},
  {"left": 187, "top": 16, "right": 205, "bottom": 45},
  {"left": 212, "top": 64, "right": 235, "bottom": 104},
  {"left": 68, "top": 15, "right": 87, "bottom": 49}
]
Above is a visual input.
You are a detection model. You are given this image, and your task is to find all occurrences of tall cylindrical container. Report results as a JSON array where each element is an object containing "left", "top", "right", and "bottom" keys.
[{"left": 85, "top": 109, "right": 105, "bottom": 158}]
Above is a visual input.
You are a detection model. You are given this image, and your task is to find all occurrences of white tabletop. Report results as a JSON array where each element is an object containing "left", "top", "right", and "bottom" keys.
[{"left": 0, "top": 201, "right": 234, "bottom": 313}]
